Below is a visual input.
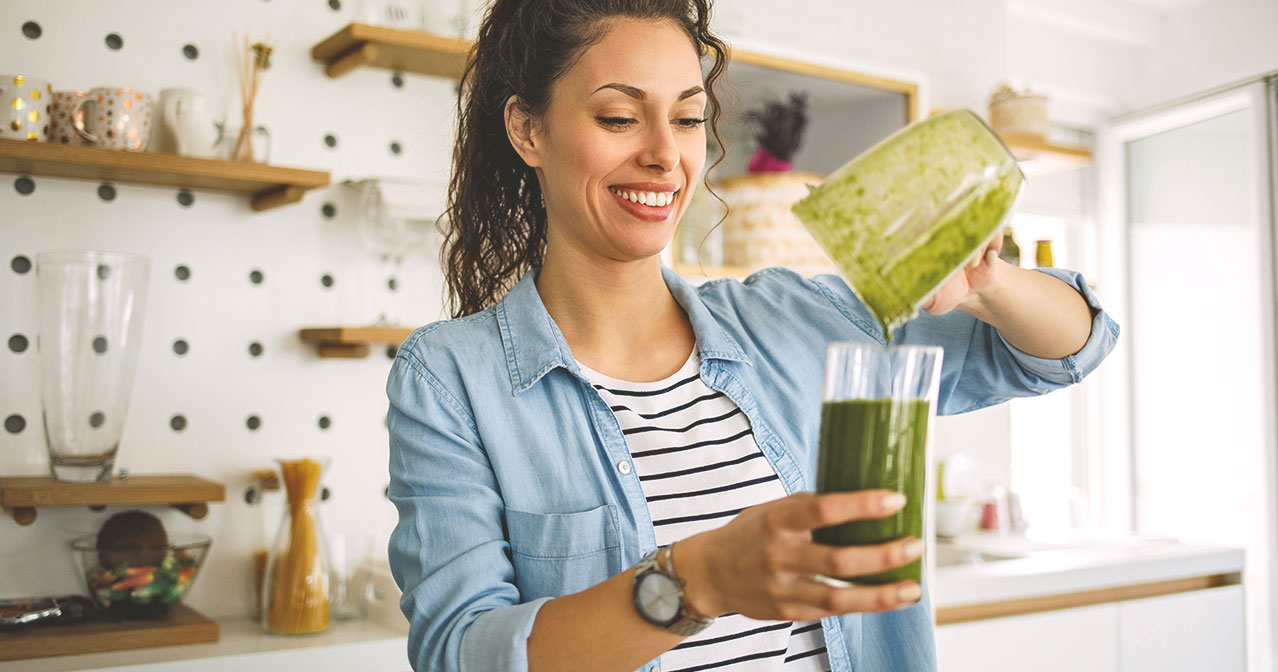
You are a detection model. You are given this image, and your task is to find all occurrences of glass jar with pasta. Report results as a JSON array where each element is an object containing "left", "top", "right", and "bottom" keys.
[{"left": 264, "top": 458, "right": 333, "bottom": 635}]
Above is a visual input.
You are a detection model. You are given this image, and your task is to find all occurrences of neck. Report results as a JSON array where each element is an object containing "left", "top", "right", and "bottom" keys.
[{"left": 535, "top": 245, "right": 693, "bottom": 377}]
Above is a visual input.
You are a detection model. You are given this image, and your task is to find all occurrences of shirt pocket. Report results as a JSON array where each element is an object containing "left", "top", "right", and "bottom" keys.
[{"left": 504, "top": 504, "right": 623, "bottom": 601}]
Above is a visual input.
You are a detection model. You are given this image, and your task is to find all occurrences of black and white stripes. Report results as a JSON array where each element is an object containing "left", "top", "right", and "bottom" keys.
[{"left": 579, "top": 349, "right": 830, "bottom": 672}]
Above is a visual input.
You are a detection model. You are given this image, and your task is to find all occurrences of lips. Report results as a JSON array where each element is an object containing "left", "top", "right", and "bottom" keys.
[
  {"left": 607, "top": 183, "right": 680, "bottom": 223},
  {"left": 608, "top": 186, "right": 678, "bottom": 222}
]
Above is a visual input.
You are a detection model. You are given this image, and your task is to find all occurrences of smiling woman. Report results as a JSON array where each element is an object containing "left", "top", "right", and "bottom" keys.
[{"left": 386, "top": 1, "right": 1118, "bottom": 672}]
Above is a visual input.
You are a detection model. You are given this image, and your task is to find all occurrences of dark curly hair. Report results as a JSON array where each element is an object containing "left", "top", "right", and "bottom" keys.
[{"left": 442, "top": 0, "right": 730, "bottom": 318}]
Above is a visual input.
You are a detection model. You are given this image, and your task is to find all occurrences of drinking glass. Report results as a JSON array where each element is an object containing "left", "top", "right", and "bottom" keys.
[
  {"left": 37, "top": 251, "right": 149, "bottom": 482},
  {"left": 350, "top": 178, "right": 430, "bottom": 326},
  {"left": 813, "top": 343, "right": 943, "bottom": 584}
]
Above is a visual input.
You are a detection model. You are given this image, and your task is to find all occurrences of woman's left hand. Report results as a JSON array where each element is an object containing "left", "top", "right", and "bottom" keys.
[{"left": 920, "top": 232, "right": 1004, "bottom": 315}]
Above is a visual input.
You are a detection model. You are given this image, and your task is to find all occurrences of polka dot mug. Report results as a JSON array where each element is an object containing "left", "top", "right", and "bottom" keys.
[
  {"left": 0, "top": 74, "right": 52, "bottom": 141},
  {"left": 73, "top": 86, "right": 153, "bottom": 151}
]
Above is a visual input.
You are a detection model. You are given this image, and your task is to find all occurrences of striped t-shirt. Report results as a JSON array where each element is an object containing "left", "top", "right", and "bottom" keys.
[{"left": 578, "top": 346, "right": 831, "bottom": 672}]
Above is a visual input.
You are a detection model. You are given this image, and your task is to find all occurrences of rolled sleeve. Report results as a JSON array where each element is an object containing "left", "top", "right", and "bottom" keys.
[
  {"left": 992, "top": 268, "right": 1120, "bottom": 385},
  {"left": 387, "top": 349, "right": 545, "bottom": 672}
]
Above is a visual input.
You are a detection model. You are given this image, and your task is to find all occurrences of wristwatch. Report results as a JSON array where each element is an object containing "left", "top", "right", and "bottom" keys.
[{"left": 632, "top": 543, "right": 715, "bottom": 636}]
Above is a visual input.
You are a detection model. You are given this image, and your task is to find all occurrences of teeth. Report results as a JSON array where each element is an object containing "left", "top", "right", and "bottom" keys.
[{"left": 610, "top": 187, "right": 677, "bottom": 208}]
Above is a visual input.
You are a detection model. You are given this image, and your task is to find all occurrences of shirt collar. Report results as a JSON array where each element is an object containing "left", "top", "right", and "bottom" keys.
[{"left": 495, "top": 266, "right": 751, "bottom": 396}]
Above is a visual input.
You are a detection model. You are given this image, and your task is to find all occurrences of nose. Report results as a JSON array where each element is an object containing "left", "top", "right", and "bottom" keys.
[{"left": 636, "top": 121, "right": 680, "bottom": 173}]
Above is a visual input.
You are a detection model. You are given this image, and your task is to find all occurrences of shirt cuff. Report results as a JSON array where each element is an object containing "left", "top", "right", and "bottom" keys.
[
  {"left": 993, "top": 268, "right": 1121, "bottom": 385},
  {"left": 460, "top": 597, "right": 553, "bottom": 672}
]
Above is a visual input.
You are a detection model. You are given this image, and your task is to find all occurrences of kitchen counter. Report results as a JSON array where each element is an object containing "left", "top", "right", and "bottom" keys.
[{"left": 931, "top": 533, "right": 1244, "bottom": 624}]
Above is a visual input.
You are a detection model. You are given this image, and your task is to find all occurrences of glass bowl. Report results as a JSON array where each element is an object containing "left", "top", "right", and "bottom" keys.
[{"left": 70, "top": 533, "right": 212, "bottom": 619}]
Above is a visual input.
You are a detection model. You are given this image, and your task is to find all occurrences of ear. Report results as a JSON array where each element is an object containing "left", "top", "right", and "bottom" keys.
[{"left": 504, "top": 96, "right": 542, "bottom": 168}]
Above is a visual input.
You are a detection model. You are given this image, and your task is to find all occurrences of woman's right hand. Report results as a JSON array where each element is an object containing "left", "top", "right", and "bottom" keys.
[{"left": 675, "top": 490, "right": 924, "bottom": 622}]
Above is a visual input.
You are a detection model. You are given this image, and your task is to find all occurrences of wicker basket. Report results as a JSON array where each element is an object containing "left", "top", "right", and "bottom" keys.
[{"left": 715, "top": 171, "right": 835, "bottom": 276}]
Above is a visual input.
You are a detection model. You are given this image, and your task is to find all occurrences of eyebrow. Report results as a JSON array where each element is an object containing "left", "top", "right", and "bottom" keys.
[{"left": 592, "top": 83, "right": 705, "bottom": 101}]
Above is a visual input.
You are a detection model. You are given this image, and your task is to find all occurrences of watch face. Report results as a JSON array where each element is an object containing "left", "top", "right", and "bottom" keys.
[{"left": 636, "top": 572, "right": 680, "bottom": 624}]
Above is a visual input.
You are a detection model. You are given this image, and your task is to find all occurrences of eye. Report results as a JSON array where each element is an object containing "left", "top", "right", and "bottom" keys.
[
  {"left": 675, "top": 117, "right": 707, "bottom": 129},
  {"left": 597, "top": 116, "right": 636, "bottom": 129}
]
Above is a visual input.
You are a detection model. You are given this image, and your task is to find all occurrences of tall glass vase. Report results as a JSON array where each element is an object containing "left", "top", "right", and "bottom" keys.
[
  {"left": 264, "top": 458, "right": 332, "bottom": 635},
  {"left": 37, "top": 251, "right": 150, "bottom": 483}
]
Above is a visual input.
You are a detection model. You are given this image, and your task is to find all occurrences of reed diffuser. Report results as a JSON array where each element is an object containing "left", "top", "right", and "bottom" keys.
[{"left": 232, "top": 34, "right": 274, "bottom": 162}]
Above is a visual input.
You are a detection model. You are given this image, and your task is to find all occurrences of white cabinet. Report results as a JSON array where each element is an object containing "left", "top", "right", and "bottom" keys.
[
  {"left": 937, "top": 585, "right": 1247, "bottom": 672},
  {"left": 935, "top": 603, "right": 1120, "bottom": 672},
  {"left": 1118, "top": 585, "right": 1246, "bottom": 672}
]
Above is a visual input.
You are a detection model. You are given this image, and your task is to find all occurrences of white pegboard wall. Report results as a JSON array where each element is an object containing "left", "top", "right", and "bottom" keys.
[{"left": 0, "top": 0, "right": 455, "bottom": 619}]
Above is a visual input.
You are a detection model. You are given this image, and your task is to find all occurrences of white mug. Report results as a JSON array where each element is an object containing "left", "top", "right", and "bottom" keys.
[
  {"left": 157, "top": 88, "right": 220, "bottom": 158},
  {"left": 73, "top": 86, "right": 153, "bottom": 151},
  {"left": 1, "top": 74, "right": 52, "bottom": 141}
]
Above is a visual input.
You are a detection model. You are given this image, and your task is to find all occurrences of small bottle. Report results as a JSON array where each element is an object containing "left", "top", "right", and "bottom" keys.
[
  {"left": 999, "top": 228, "right": 1021, "bottom": 267},
  {"left": 1035, "top": 240, "right": 1054, "bottom": 268}
]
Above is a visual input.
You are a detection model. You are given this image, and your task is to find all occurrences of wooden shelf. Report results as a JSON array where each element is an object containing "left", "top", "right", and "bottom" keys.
[
  {"left": 299, "top": 326, "right": 415, "bottom": 358},
  {"left": 997, "top": 133, "right": 1092, "bottom": 175},
  {"left": 0, "top": 474, "right": 225, "bottom": 526},
  {"left": 0, "top": 138, "right": 330, "bottom": 211},
  {"left": 311, "top": 23, "right": 471, "bottom": 79},
  {"left": 0, "top": 604, "right": 218, "bottom": 661}
]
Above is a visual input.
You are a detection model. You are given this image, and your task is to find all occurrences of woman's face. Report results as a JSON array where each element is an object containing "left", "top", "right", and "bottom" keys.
[{"left": 519, "top": 19, "right": 708, "bottom": 265}]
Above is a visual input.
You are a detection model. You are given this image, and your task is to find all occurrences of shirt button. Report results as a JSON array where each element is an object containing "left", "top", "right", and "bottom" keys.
[{"left": 618, "top": 461, "right": 632, "bottom": 475}]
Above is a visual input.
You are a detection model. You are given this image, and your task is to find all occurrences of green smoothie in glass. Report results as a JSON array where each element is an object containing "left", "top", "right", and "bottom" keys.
[
  {"left": 814, "top": 398, "right": 930, "bottom": 584},
  {"left": 814, "top": 343, "right": 942, "bottom": 586}
]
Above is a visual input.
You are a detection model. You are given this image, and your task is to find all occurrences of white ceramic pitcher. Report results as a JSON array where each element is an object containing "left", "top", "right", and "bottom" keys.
[{"left": 158, "top": 88, "right": 220, "bottom": 157}]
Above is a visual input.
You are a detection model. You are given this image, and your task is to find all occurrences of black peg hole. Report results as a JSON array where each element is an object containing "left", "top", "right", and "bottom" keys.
[
  {"left": 3, "top": 414, "right": 25, "bottom": 434},
  {"left": 170, "top": 414, "right": 187, "bottom": 432},
  {"left": 173, "top": 339, "right": 189, "bottom": 356},
  {"left": 89, "top": 504, "right": 106, "bottom": 512},
  {"left": 174, "top": 265, "right": 191, "bottom": 281},
  {"left": 387, "top": 276, "right": 398, "bottom": 292},
  {"left": 105, "top": 33, "right": 123, "bottom": 50},
  {"left": 391, "top": 73, "right": 404, "bottom": 88},
  {"left": 318, "top": 415, "right": 332, "bottom": 430},
  {"left": 328, "top": 0, "right": 341, "bottom": 10},
  {"left": 244, "top": 488, "right": 258, "bottom": 505},
  {"left": 97, "top": 183, "right": 116, "bottom": 201},
  {"left": 249, "top": 269, "right": 264, "bottom": 285},
  {"left": 320, "top": 273, "right": 334, "bottom": 288},
  {"left": 182, "top": 44, "right": 199, "bottom": 60},
  {"left": 15, "top": 176, "right": 34, "bottom": 195},
  {"left": 323, "top": 133, "right": 337, "bottom": 148},
  {"left": 96, "top": 264, "right": 111, "bottom": 280},
  {"left": 89, "top": 411, "right": 105, "bottom": 428},
  {"left": 177, "top": 189, "right": 194, "bottom": 207},
  {"left": 248, "top": 341, "right": 264, "bottom": 358},
  {"left": 384, "top": 484, "right": 390, "bottom": 499},
  {"left": 9, "top": 334, "right": 29, "bottom": 353},
  {"left": 11, "top": 255, "right": 32, "bottom": 274},
  {"left": 21, "top": 21, "right": 41, "bottom": 40},
  {"left": 321, "top": 486, "right": 331, "bottom": 501},
  {"left": 92, "top": 336, "right": 108, "bottom": 354},
  {"left": 321, "top": 202, "right": 336, "bottom": 218},
  {"left": 385, "top": 345, "right": 397, "bottom": 359},
  {"left": 247, "top": 415, "right": 261, "bottom": 430},
  {"left": 390, "top": 141, "right": 402, "bottom": 155}
]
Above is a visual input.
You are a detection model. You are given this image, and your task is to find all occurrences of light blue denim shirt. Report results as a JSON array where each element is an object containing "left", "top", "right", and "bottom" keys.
[{"left": 387, "top": 266, "right": 1119, "bottom": 672}]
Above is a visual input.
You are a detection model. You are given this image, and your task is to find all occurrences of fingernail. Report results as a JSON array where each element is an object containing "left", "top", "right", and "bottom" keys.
[
  {"left": 881, "top": 492, "right": 906, "bottom": 511},
  {"left": 898, "top": 583, "right": 922, "bottom": 602},
  {"left": 903, "top": 539, "right": 924, "bottom": 558}
]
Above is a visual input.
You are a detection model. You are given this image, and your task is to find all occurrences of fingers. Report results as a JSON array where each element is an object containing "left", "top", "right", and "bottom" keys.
[
  {"left": 783, "top": 537, "right": 924, "bottom": 578},
  {"left": 769, "top": 490, "right": 906, "bottom": 532},
  {"left": 772, "top": 578, "right": 924, "bottom": 620}
]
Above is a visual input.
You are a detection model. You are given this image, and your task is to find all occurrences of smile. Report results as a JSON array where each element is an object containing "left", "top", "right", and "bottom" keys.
[{"left": 608, "top": 186, "right": 678, "bottom": 208}]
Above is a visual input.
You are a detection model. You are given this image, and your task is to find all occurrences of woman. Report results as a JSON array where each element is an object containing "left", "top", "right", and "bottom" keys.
[{"left": 386, "top": 1, "right": 1118, "bottom": 671}]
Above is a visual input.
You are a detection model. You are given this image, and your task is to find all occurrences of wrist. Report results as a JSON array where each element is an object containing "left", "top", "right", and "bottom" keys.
[{"left": 672, "top": 534, "right": 723, "bottom": 618}]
